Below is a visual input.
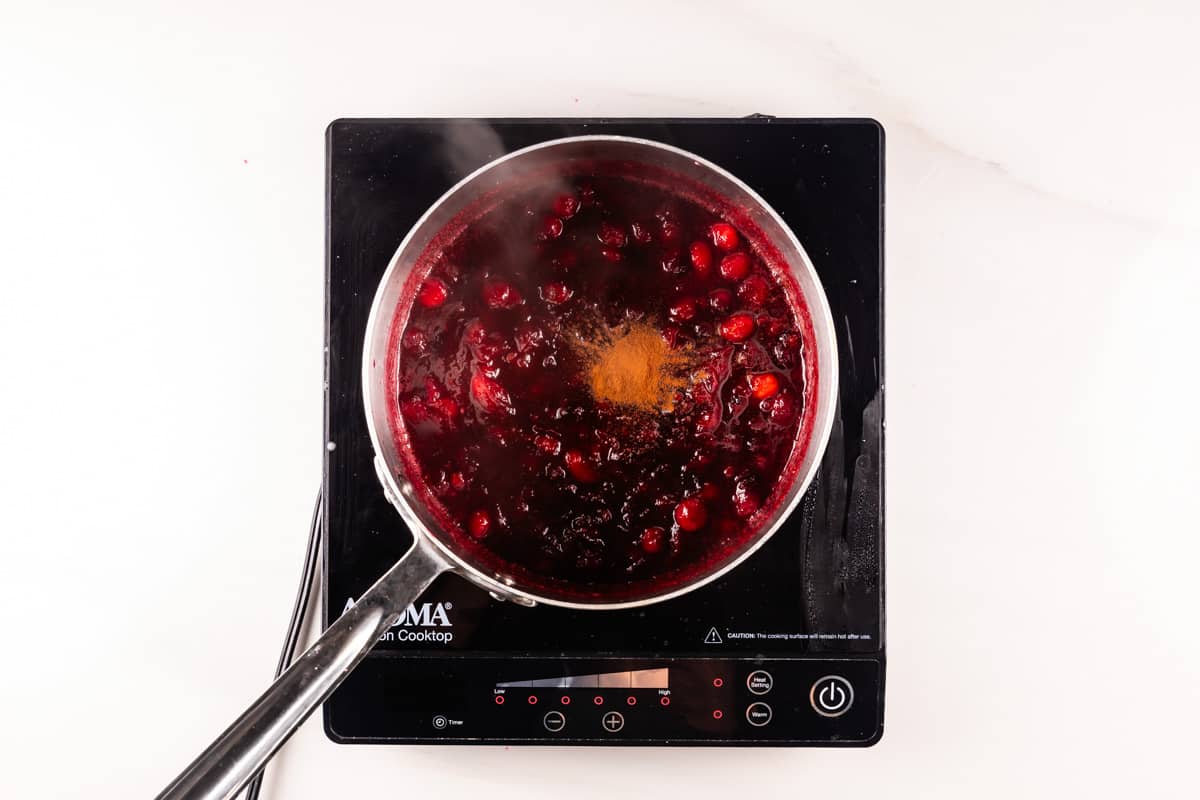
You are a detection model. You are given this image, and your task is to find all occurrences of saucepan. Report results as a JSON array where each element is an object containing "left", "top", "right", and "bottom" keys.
[{"left": 157, "top": 135, "right": 839, "bottom": 800}]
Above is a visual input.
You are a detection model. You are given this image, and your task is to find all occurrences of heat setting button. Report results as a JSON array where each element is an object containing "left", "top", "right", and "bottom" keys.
[
  {"left": 601, "top": 711, "right": 625, "bottom": 733},
  {"left": 745, "top": 702, "right": 772, "bottom": 727},
  {"left": 810, "top": 675, "right": 854, "bottom": 718},
  {"left": 746, "top": 670, "right": 773, "bottom": 695},
  {"left": 542, "top": 711, "right": 566, "bottom": 733}
]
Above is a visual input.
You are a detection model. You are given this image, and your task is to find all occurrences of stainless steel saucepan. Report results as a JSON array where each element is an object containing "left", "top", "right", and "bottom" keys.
[{"left": 156, "top": 135, "right": 839, "bottom": 800}]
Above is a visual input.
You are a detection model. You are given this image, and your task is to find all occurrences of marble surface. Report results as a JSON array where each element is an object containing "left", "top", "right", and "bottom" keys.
[{"left": 1, "top": 1, "right": 1197, "bottom": 798}]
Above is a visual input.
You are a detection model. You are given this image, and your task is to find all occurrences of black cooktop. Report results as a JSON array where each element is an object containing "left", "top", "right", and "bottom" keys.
[{"left": 322, "top": 118, "right": 884, "bottom": 745}]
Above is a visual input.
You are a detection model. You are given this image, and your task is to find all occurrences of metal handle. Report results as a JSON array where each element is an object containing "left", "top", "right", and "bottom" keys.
[{"left": 156, "top": 538, "right": 451, "bottom": 800}]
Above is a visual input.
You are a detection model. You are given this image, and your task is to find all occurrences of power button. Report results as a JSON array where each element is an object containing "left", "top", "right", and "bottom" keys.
[{"left": 809, "top": 675, "right": 854, "bottom": 718}]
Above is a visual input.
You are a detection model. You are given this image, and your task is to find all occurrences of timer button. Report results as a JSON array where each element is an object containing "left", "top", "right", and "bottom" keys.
[
  {"left": 542, "top": 711, "right": 566, "bottom": 733},
  {"left": 745, "top": 702, "right": 772, "bottom": 727},
  {"left": 746, "top": 670, "right": 773, "bottom": 695},
  {"left": 810, "top": 675, "right": 854, "bottom": 718}
]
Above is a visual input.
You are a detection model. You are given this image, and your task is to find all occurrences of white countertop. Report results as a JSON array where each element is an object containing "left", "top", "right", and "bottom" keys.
[{"left": 1, "top": 2, "right": 1197, "bottom": 798}]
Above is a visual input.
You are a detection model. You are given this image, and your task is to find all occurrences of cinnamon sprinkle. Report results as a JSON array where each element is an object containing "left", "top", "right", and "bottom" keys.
[{"left": 576, "top": 321, "right": 691, "bottom": 412}]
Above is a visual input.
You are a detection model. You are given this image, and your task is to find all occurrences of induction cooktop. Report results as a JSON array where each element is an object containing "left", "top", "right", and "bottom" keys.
[{"left": 322, "top": 117, "right": 885, "bottom": 746}]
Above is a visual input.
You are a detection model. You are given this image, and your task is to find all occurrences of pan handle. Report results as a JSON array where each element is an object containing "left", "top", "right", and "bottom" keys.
[{"left": 155, "top": 537, "right": 451, "bottom": 800}]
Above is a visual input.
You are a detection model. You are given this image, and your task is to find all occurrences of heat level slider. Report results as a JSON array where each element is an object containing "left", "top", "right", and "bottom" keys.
[{"left": 496, "top": 668, "right": 668, "bottom": 689}]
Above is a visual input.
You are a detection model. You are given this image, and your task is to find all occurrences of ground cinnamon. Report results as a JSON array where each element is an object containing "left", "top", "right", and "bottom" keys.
[{"left": 579, "top": 321, "right": 690, "bottom": 412}]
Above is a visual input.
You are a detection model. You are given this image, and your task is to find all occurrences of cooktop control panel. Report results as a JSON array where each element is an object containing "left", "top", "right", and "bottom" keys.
[{"left": 325, "top": 657, "right": 882, "bottom": 745}]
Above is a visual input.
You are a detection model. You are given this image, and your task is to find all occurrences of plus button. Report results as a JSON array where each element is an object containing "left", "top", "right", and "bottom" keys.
[{"left": 601, "top": 711, "right": 625, "bottom": 733}]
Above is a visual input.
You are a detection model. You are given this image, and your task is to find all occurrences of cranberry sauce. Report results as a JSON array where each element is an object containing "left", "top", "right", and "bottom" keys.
[{"left": 395, "top": 175, "right": 808, "bottom": 594}]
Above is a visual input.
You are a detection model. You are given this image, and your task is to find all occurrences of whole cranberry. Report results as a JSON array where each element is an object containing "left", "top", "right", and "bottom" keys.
[
  {"left": 470, "top": 372, "right": 512, "bottom": 415},
  {"left": 659, "top": 218, "right": 682, "bottom": 246},
  {"left": 737, "top": 274, "right": 770, "bottom": 306},
  {"left": 537, "top": 215, "right": 564, "bottom": 241},
  {"left": 761, "top": 390, "right": 797, "bottom": 423},
  {"left": 733, "top": 485, "right": 760, "bottom": 518},
  {"left": 402, "top": 328, "right": 428, "bottom": 353},
  {"left": 709, "top": 222, "right": 739, "bottom": 251},
  {"left": 669, "top": 296, "right": 699, "bottom": 321},
  {"left": 718, "top": 313, "right": 756, "bottom": 342},
  {"left": 673, "top": 497, "right": 709, "bottom": 531},
  {"left": 483, "top": 282, "right": 522, "bottom": 309},
  {"left": 553, "top": 194, "right": 580, "bottom": 219},
  {"left": 540, "top": 281, "right": 573, "bottom": 305},
  {"left": 534, "top": 433, "right": 562, "bottom": 455},
  {"left": 468, "top": 510, "right": 491, "bottom": 539},
  {"left": 718, "top": 252, "right": 751, "bottom": 281},
  {"left": 630, "top": 220, "right": 654, "bottom": 244},
  {"left": 708, "top": 288, "right": 733, "bottom": 313},
  {"left": 689, "top": 241, "right": 713, "bottom": 277},
  {"left": 564, "top": 449, "right": 599, "bottom": 483},
  {"left": 748, "top": 372, "right": 781, "bottom": 399},
  {"left": 598, "top": 221, "right": 628, "bottom": 248},
  {"left": 600, "top": 247, "right": 623, "bottom": 263},
  {"left": 417, "top": 277, "right": 449, "bottom": 308},
  {"left": 640, "top": 526, "right": 666, "bottom": 554}
]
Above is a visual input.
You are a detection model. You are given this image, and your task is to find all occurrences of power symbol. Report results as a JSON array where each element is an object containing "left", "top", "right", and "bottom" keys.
[{"left": 810, "top": 676, "right": 854, "bottom": 718}]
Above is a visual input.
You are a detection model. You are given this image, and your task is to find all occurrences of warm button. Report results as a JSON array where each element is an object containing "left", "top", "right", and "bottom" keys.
[
  {"left": 745, "top": 702, "right": 772, "bottom": 727},
  {"left": 746, "top": 670, "right": 773, "bottom": 695},
  {"left": 810, "top": 675, "right": 854, "bottom": 718}
]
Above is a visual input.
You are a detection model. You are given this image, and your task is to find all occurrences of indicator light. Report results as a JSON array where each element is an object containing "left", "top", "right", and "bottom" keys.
[
  {"left": 627, "top": 696, "right": 637, "bottom": 706},
  {"left": 712, "top": 678, "right": 724, "bottom": 688},
  {"left": 494, "top": 695, "right": 505, "bottom": 705},
  {"left": 712, "top": 709, "right": 724, "bottom": 720},
  {"left": 660, "top": 697, "right": 671, "bottom": 707},
  {"left": 527, "top": 695, "right": 538, "bottom": 705},
  {"left": 593, "top": 696, "right": 604, "bottom": 706},
  {"left": 560, "top": 696, "right": 571, "bottom": 705}
]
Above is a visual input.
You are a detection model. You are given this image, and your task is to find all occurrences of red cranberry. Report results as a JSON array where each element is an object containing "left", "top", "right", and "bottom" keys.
[
  {"left": 699, "top": 482, "right": 720, "bottom": 502},
  {"left": 733, "top": 484, "right": 760, "bottom": 518},
  {"left": 600, "top": 247, "right": 623, "bottom": 263},
  {"left": 400, "top": 398, "right": 429, "bottom": 423},
  {"left": 659, "top": 219, "right": 682, "bottom": 246},
  {"left": 630, "top": 220, "right": 654, "bottom": 244},
  {"left": 718, "top": 313, "right": 756, "bottom": 342},
  {"left": 553, "top": 194, "right": 580, "bottom": 219},
  {"left": 534, "top": 433, "right": 561, "bottom": 455},
  {"left": 737, "top": 274, "right": 770, "bottom": 306},
  {"left": 417, "top": 278, "right": 448, "bottom": 308},
  {"left": 484, "top": 282, "right": 522, "bottom": 309},
  {"left": 402, "top": 328, "right": 428, "bottom": 353},
  {"left": 709, "top": 222, "right": 739, "bottom": 251},
  {"left": 761, "top": 390, "right": 797, "bottom": 422},
  {"left": 689, "top": 241, "right": 713, "bottom": 276},
  {"left": 673, "top": 497, "right": 708, "bottom": 531},
  {"left": 450, "top": 472, "right": 467, "bottom": 491},
  {"left": 538, "top": 215, "right": 564, "bottom": 241},
  {"left": 464, "top": 320, "right": 488, "bottom": 346},
  {"left": 598, "top": 221, "right": 627, "bottom": 248},
  {"left": 709, "top": 288, "right": 733, "bottom": 313},
  {"left": 718, "top": 252, "right": 751, "bottom": 281},
  {"left": 669, "top": 296, "right": 699, "bottom": 321},
  {"left": 540, "top": 281, "right": 573, "bottom": 305},
  {"left": 470, "top": 372, "right": 512, "bottom": 415},
  {"left": 431, "top": 396, "right": 460, "bottom": 421},
  {"left": 564, "top": 450, "right": 598, "bottom": 483},
  {"left": 468, "top": 510, "right": 491, "bottom": 539},
  {"left": 748, "top": 372, "right": 781, "bottom": 399},
  {"left": 639, "top": 527, "right": 665, "bottom": 554}
]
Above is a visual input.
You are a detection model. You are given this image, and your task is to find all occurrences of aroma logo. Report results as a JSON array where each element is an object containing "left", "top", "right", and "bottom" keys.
[{"left": 342, "top": 597, "right": 454, "bottom": 629}]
